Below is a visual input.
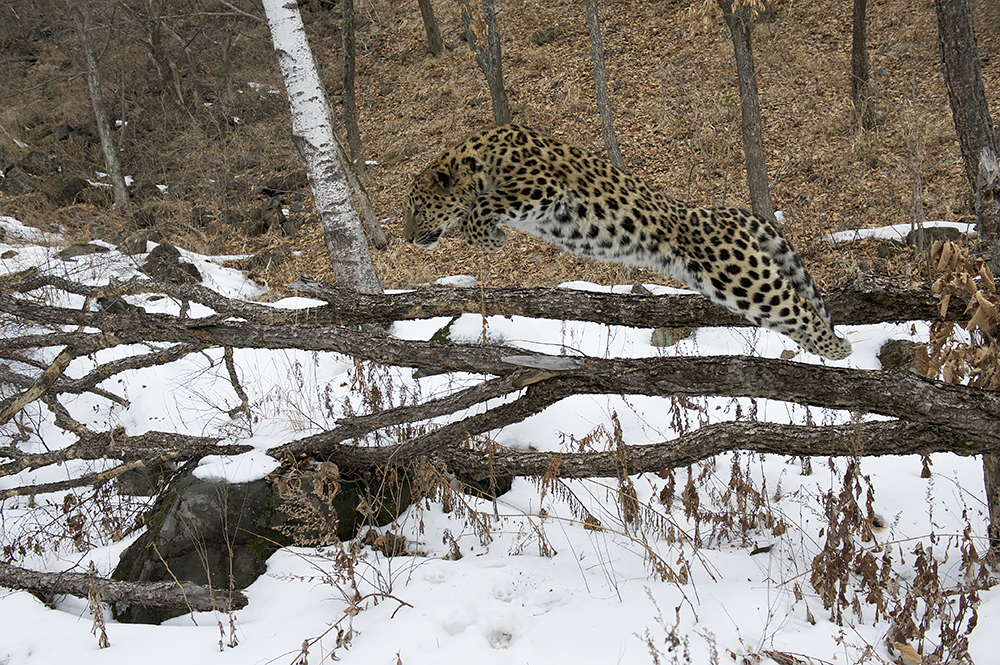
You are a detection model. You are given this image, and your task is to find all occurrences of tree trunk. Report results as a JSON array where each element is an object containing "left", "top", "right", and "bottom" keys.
[
  {"left": 934, "top": 0, "right": 998, "bottom": 205},
  {"left": 584, "top": 0, "right": 625, "bottom": 170},
  {"left": 934, "top": 0, "right": 1000, "bottom": 554},
  {"left": 0, "top": 561, "right": 247, "bottom": 614},
  {"left": 458, "top": 0, "right": 511, "bottom": 125},
  {"left": 851, "top": 0, "right": 875, "bottom": 128},
  {"left": 333, "top": 132, "right": 389, "bottom": 249},
  {"left": 74, "top": 4, "right": 131, "bottom": 217},
  {"left": 417, "top": 0, "right": 444, "bottom": 56},
  {"left": 263, "top": 0, "right": 382, "bottom": 294},
  {"left": 716, "top": 0, "right": 775, "bottom": 223},
  {"left": 341, "top": 0, "right": 365, "bottom": 178}
]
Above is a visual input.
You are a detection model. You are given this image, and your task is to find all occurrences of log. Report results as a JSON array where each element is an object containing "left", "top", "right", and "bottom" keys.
[{"left": 0, "top": 561, "right": 247, "bottom": 613}]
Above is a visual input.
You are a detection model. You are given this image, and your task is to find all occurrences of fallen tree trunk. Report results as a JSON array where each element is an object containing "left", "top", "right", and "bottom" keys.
[
  {"left": 3, "top": 272, "right": 967, "bottom": 329},
  {"left": 0, "top": 561, "right": 247, "bottom": 613},
  {"left": 4, "top": 274, "right": 998, "bottom": 604},
  {"left": 271, "top": 357, "right": 1000, "bottom": 466}
]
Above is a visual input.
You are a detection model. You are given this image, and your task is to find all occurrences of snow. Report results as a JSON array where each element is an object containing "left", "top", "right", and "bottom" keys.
[
  {"left": 823, "top": 219, "right": 976, "bottom": 243},
  {"left": 1, "top": 216, "right": 997, "bottom": 665}
]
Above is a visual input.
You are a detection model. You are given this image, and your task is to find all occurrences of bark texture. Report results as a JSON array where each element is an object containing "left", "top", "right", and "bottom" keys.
[
  {"left": 585, "top": 0, "right": 625, "bottom": 170},
  {"left": 263, "top": 0, "right": 382, "bottom": 294},
  {"left": 716, "top": 0, "right": 775, "bottom": 223},
  {"left": 458, "top": 0, "right": 511, "bottom": 125},
  {"left": 0, "top": 561, "right": 247, "bottom": 614}
]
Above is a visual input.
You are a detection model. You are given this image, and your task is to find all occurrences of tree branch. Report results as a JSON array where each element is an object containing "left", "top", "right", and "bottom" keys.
[{"left": 0, "top": 561, "right": 247, "bottom": 613}]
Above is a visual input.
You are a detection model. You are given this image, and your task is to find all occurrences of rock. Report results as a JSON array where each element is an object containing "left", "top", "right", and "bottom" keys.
[
  {"left": 132, "top": 206, "right": 158, "bottom": 229},
  {"left": 130, "top": 180, "right": 161, "bottom": 203},
  {"left": 260, "top": 169, "right": 308, "bottom": 197},
  {"left": 281, "top": 214, "right": 304, "bottom": 236},
  {"left": 878, "top": 339, "right": 923, "bottom": 372},
  {"left": 1, "top": 166, "right": 38, "bottom": 195},
  {"left": 190, "top": 207, "right": 208, "bottom": 228},
  {"left": 220, "top": 208, "right": 243, "bottom": 229},
  {"left": 245, "top": 208, "right": 273, "bottom": 236},
  {"left": 118, "top": 230, "right": 160, "bottom": 255},
  {"left": 52, "top": 123, "right": 71, "bottom": 141},
  {"left": 115, "top": 462, "right": 172, "bottom": 496},
  {"left": 140, "top": 243, "right": 202, "bottom": 284},
  {"left": 245, "top": 243, "right": 292, "bottom": 273},
  {"left": 651, "top": 327, "right": 696, "bottom": 347},
  {"left": 96, "top": 295, "right": 146, "bottom": 316},
  {"left": 80, "top": 186, "right": 111, "bottom": 207},
  {"left": 17, "top": 150, "right": 59, "bottom": 176},
  {"left": 56, "top": 243, "right": 111, "bottom": 260},
  {"left": 111, "top": 474, "right": 291, "bottom": 624},
  {"left": 45, "top": 174, "right": 89, "bottom": 205},
  {"left": 906, "top": 225, "right": 963, "bottom": 249},
  {"left": 112, "top": 465, "right": 412, "bottom": 623}
]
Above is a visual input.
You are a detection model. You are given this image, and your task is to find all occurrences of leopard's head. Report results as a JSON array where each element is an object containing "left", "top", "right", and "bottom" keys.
[{"left": 403, "top": 166, "right": 469, "bottom": 250}]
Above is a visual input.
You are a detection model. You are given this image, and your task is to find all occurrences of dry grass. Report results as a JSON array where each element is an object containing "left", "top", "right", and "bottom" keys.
[{"left": 1, "top": 0, "right": 997, "bottom": 293}]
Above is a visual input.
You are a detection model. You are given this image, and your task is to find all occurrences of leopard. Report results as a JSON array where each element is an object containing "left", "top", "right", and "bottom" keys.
[{"left": 403, "top": 124, "right": 852, "bottom": 360}]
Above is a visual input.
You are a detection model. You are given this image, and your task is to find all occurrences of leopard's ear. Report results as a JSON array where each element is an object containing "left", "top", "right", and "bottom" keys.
[{"left": 434, "top": 169, "right": 453, "bottom": 192}]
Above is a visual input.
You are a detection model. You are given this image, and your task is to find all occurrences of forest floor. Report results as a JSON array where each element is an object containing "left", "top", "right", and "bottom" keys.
[{"left": 1, "top": 0, "right": 999, "bottom": 293}]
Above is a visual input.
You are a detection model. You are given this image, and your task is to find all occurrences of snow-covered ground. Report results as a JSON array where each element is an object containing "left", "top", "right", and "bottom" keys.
[{"left": 1, "top": 215, "right": 996, "bottom": 665}]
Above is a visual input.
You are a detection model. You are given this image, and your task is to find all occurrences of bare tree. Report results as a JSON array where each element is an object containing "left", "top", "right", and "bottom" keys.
[
  {"left": 851, "top": 0, "right": 875, "bottom": 128},
  {"left": 263, "top": 0, "right": 382, "bottom": 294},
  {"left": 584, "top": 0, "right": 625, "bottom": 170},
  {"left": 458, "top": 0, "right": 511, "bottom": 125},
  {"left": 715, "top": 0, "right": 775, "bottom": 223},
  {"left": 3, "top": 272, "right": 999, "bottom": 598},
  {"left": 341, "top": 0, "right": 365, "bottom": 178},
  {"left": 72, "top": 1, "right": 131, "bottom": 217},
  {"left": 934, "top": 0, "right": 999, "bottom": 264},
  {"left": 934, "top": 0, "right": 1000, "bottom": 556},
  {"left": 417, "top": 0, "right": 444, "bottom": 57}
]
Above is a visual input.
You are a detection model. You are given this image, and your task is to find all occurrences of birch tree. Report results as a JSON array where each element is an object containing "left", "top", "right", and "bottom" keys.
[{"left": 263, "top": 0, "right": 382, "bottom": 294}]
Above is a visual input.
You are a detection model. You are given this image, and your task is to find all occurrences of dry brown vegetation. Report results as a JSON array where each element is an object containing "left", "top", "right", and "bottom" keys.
[{"left": 0, "top": 0, "right": 998, "bottom": 292}]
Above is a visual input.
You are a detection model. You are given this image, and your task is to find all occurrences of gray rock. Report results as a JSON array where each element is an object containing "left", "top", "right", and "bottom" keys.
[
  {"left": 877, "top": 339, "right": 923, "bottom": 372},
  {"left": 118, "top": 230, "right": 160, "bottom": 255},
  {"left": 140, "top": 243, "right": 202, "bottom": 284},
  {"left": 112, "top": 474, "right": 290, "bottom": 624},
  {"left": 112, "top": 466, "right": 412, "bottom": 623},
  {"left": 1, "top": 166, "right": 37, "bottom": 195},
  {"left": 651, "top": 326, "right": 696, "bottom": 347},
  {"left": 46, "top": 174, "right": 89, "bottom": 205},
  {"left": 906, "top": 226, "right": 963, "bottom": 249},
  {"left": 56, "top": 243, "right": 110, "bottom": 260},
  {"left": 260, "top": 169, "right": 308, "bottom": 197}
]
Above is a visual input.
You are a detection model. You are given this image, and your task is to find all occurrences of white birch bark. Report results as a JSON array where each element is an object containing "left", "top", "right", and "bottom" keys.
[{"left": 263, "top": 0, "right": 382, "bottom": 294}]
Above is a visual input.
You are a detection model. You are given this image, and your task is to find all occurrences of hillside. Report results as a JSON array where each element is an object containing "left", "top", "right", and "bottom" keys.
[{"left": 1, "top": 0, "right": 998, "bottom": 292}]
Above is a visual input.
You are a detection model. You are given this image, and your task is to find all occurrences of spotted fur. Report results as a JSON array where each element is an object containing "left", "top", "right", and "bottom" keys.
[{"left": 403, "top": 125, "right": 851, "bottom": 360}]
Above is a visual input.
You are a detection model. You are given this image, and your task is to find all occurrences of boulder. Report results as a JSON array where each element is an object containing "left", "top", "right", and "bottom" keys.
[
  {"left": 140, "top": 243, "right": 202, "bottom": 284},
  {"left": 112, "top": 474, "right": 290, "bottom": 624},
  {"left": 877, "top": 339, "right": 923, "bottom": 372},
  {"left": 112, "top": 465, "right": 412, "bottom": 623}
]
